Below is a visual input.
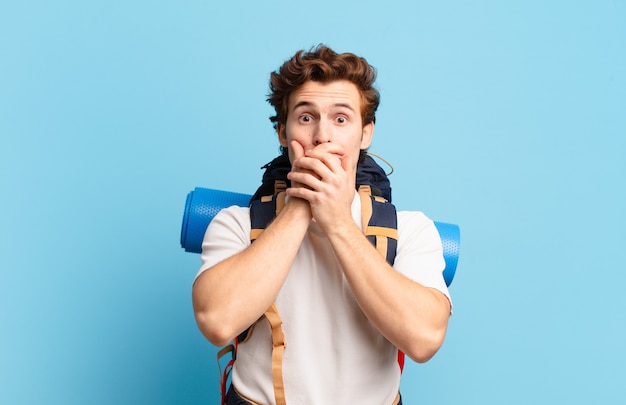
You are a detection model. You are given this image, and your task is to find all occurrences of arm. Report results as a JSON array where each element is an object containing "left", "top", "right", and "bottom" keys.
[
  {"left": 192, "top": 195, "right": 311, "bottom": 347},
  {"left": 323, "top": 218, "right": 450, "bottom": 363},
  {"left": 286, "top": 143, "right": 450, "bottom": 362}
]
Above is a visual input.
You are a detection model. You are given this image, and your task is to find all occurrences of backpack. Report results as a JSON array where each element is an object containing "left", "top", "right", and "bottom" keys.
[{"left": 218, "top": 153, "right": 399, "bottom": 405}]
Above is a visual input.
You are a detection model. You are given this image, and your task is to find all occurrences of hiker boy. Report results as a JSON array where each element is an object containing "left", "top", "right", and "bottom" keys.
[{"left": 192, "top": 45, "right": 451, "bottom": 405}]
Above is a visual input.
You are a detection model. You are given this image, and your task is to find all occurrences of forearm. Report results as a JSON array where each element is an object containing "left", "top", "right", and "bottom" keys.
[
  {"left": 192, "top": 200, "right": 311, "bottom": 346},
  {"left": 325, "top": 220, "right": 451, "bottom": 362}
]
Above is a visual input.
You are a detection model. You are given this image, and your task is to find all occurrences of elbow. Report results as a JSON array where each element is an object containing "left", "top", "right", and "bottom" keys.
[
  {"left": 192, "top": 289, "right": 237, "bottom": 347},
  {"left": 194, "top": 309, "right": 237, "bottom": 347},
  {"left": 404, "top": 287, "right": 451, "bottom": 363},
  {"left": 403, "top": 324, "right": 448, "bottom": 363},
  {"left": 192, "top": 277, "right": 240, "bottom": 347}
]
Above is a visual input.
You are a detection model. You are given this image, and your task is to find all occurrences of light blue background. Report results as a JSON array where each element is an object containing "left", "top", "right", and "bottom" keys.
[{"left": 1, "top": 1, "right": 624, "bottom": 403}]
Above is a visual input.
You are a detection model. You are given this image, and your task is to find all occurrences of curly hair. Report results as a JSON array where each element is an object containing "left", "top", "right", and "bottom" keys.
[{"left": 267, "top": 45, "right": 380, "bottom": 129}]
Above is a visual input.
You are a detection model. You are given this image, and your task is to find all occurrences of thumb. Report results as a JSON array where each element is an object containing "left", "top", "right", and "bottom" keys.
[
  {"left": 341, "top": 152, "right": 358, "bottom": 190},
  {"left": 290, "top": 140, "right": 305, "bottom": 162},
  {"left": 341, "top": 151, "right": 355, "bottom": 174}
]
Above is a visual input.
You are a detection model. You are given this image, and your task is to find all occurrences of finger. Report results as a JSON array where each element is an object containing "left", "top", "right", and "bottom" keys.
[
  {"left": 341, "top": 151, "right": 354, "bottom": 173},
  {"left": 290, "top": 140, "right": 305, "bottom": 161},
  {"left": 307, "top": 143, "right": 345, "bottom": 160},
  {"left": 290, "top": 140, "right": 319, "bottom": 178},
  {"left": 287, "top": 171, "right": 319, "bottom": 191},
  {"left": 288, "top": 140, "right": 318, "bottom": 190},
  {"left": 302, "top": 145, "right": 345, "bottom": 174},
  {"left": 285, "top": 184, "right": 315, "bottom": 201},
  {"left": 291, "top": 157, "right": 331, "bottom": 183}
]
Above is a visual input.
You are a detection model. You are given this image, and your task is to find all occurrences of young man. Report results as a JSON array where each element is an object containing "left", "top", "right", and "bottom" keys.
[{"left": 192, "top": 45, "right": 451, "bottom": 405}]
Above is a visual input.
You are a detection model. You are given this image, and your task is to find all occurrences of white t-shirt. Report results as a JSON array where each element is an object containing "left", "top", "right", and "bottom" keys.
[{"left": 197, "top": 192, "right": 450, "bottom": 405}]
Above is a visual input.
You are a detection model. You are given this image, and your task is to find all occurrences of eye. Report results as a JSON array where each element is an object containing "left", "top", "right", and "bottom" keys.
[
  {"left": 336, "top": 115, "right": 347, "bottom": 124},
  {"left": 299, "top": 114, "right": 313, "bottom": 123}
]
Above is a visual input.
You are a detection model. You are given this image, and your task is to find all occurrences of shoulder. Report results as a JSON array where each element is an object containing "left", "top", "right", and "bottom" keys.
[
  {"left": 397, "top": 210, "right": 438, "bottom": 239},
  {"left": 197, "top": 205, "right": 251, "bottom": 276},
  {"left": 394, "top": 210, "right": 449, "bottom": 296},
  {"left": 395, "top": 210, "right": 442, "bottom": 258},
  {"left": 209, "top": 204, "right": 251, "bottom": 228},
  {"left": 204, "top": 205, "right": 251, "bottom": 245}
]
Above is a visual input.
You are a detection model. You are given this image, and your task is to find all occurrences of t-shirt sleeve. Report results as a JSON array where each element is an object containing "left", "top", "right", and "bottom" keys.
[
  {"left": 395, "top": 211, "right": 452, "bottom": 306},
  {"left": 194, "top": 205, "right": 251, "bottom": 282}
]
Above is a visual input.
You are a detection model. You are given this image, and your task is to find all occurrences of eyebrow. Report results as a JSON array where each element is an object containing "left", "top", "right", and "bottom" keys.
[{"left": 292, "top": 101, "right": 356, "bottom": 112}]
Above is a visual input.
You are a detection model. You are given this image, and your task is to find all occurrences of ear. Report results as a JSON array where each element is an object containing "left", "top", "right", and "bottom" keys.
[
  {"left": 277, "top": 123, "right": 288, "bottom": 148},
  {"left": 360, "top": 122, "right": 374, "bottom": 149}
]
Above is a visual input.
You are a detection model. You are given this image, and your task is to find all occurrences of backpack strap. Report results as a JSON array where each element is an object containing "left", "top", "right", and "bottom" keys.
[
  {"left": 250, "top": 188, "right": 286, "bottom": 242},
  {"left": 225, "top": 180, "right": 399, "bottom": 404},
  {"left": 357, "top": 185, "right": 398, "bottom": 265},
  {"left": 265, "top": 303, "right": 287, "bottom": 405},
  {"left": 218, "top": 184, "right": 289, "bottom": 405},
  {"left": 216, "top": 344, "right": 235, "bottom": 405}
]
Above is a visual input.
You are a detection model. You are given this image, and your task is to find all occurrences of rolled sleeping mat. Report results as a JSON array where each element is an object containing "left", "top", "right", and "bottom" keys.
[
  {"left": 180, "top": 187, "right": 460, "bottom": 287},
  {"left": 435, "top": 221, "right": 460, "bottom": 287},
  {"left": 180, "top": 187, "right": 252, "bottom": 254}
]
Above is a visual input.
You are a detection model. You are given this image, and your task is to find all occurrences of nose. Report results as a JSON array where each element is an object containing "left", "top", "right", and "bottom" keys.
[{"left": 312, "top": 120, "right": 332, "bottom": 145}]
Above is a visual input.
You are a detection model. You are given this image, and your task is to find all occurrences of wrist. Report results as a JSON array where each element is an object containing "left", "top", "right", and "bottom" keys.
[{"left": 283, "top": 195, "right": 312, "bottom": 220}]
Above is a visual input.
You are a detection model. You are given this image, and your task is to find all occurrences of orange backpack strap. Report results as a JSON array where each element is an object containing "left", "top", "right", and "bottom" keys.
[
  {"left": 224, "top": 183, "right": 400, "bottom": 404},
  {"left": 357, "top": 186, "right": 404, "bottom": 371},
  {"left": 220, "top": 184, "right": 289, "bottom": 405},
  {"left": 265, "top": 303, "right": 287, "bottom": 405},
  {"left": 357, "top": 185, "right": 398, "bottom": 265},
  {"left": 250, "top": 181, "right": 286, "bottom": 242},
  {"left": 216, "top": 343, "right": 235, "bottom": 405}
]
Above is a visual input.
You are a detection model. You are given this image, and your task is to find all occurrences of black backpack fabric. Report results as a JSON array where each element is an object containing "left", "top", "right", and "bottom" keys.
[
  {"left": 249, "top": 152, "right": 397, "bottom": 265},
  {"left": 250, "top": 152, "right": 392, "bottom": 203}
]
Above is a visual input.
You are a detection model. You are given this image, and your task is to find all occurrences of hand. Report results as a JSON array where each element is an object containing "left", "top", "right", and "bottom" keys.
[
  {"left": 286, "top": 141, "right": 356, "bottom": 231},
  {"left": 287, "top": 140, "right": 311, "bottom": 190},
  {"left": 283, "top": 140, "right": 313, "bottom": 218}
]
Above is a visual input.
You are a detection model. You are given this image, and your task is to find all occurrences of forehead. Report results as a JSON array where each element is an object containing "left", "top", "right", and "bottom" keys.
[{"left": 288, "top": 80, "right": 362, "bottom": 111}]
